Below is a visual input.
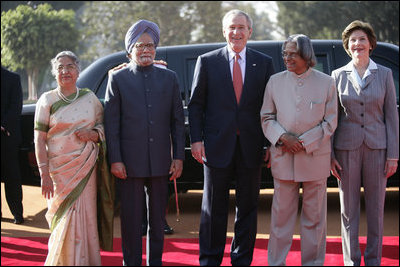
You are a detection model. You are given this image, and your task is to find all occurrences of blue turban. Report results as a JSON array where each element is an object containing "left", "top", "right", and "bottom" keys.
[{"left": 125, "top": 20, "right": 160, "bottom": 54}]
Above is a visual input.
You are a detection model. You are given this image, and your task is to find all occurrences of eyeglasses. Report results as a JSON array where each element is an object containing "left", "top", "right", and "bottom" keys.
[
  {"left": 282, "top": 51, "right": 299, "bottom": 59},
  {"left": 134, "top": 43, "right": 155, "bottom": 51},
  {"left": 57, "top": 64, "right": 77, "bottom": 73}
]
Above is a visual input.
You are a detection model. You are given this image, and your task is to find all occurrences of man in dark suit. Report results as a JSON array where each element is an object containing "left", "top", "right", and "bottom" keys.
[
  {"left": 1, "top": 67, "right": 24, "bottom": 224},
  {"left": 188, "top": 9, "right": 274, "bottom": 266},
  {"left": 104, "top": 20, "right": 185, "bottom": 266}
]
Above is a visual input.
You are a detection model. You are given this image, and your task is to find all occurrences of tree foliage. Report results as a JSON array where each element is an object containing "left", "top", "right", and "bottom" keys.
[
  {"left": 277, "top": 1, "right": 399, "bottom": 45},
  {"left": 80, "top": 1, "right": 188, "bottom": 61},
  {"left": 186, "top": 1, "right": 224, "bottom": 43},
  {"left": 1, "top": 4, "right": 79, "bottom": 100},
  {"left": 1, "top": 1, "right": 85, "bottom": 12},
  {"left": 222, "top": 1, "right": 275, "bottom": 41},
  {"left": 79, "top": 1, "right": 274, "bottom": 63}
]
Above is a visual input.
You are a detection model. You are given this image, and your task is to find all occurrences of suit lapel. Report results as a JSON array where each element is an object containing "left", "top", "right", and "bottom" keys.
[
  {"left": 363, "top": 69, "right": 377, "bottom": 89},
  {"left": 343, "top": 62, "right": 361, "bottom": 95},
  {"left": 346, "top": 71, "right": 362, "bottom": 95},
  {"left": 220, "top": 47, "right": 238, "bottom": 105},
  {"left": 241, "top": 49, "right": 258, "bottom": 105},
  {"left": 220, "top": 47, "right": 232, "bottom": 80}
]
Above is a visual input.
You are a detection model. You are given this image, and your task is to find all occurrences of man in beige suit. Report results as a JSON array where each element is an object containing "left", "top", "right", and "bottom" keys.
[{"left": 260, "top": 34, "right": 337, "bottom": 266}]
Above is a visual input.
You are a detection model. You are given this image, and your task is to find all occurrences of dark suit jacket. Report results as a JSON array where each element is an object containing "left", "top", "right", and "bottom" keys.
[
  {"left": 188, "top": 46, "right": 274, "bottom": 168},
  {"left": 1, "top": 67, "right": 23, "bottom": 145},
  {"left": 104, "top": 64, "right": 185, "bottom": 177}
]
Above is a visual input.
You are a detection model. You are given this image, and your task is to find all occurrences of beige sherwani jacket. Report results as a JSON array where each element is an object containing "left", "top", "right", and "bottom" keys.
[{"left": 261, "top": 68, "right": 337, "bottom": 181}]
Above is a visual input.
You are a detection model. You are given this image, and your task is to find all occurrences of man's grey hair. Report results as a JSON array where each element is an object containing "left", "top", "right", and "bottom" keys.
[
  {"left": 283, "top": 34, "right": 317, "bottom": 67},
  {"left": 222, "top": 9, "right": 253, "bottom": 30},
  {"left": 50, "top": 51, "right": 81, "bottom": 77}
]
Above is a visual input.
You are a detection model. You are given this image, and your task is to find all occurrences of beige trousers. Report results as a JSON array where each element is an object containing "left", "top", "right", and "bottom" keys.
[{"left": 267, "top": 178, "right": 327, "bottom": 266}]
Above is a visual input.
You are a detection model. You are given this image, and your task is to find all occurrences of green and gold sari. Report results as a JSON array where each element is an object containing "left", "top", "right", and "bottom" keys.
[{"left": 35, "top": 88, "right": 114, "bottom": 266}]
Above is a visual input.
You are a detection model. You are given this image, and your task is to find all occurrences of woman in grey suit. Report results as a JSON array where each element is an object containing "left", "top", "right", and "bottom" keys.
[{"left": 331, "top": 20, "right": 399, "bottom": 266}]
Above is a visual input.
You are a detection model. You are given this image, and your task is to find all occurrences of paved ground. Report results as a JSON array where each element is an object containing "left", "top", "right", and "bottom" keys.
[{"left": 1, "top": 183, "right": 399, "bottom": 239}]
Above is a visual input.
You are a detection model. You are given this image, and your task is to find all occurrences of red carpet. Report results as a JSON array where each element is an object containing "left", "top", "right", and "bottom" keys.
[{"left": 1, "top": 236, "right": 399, "bottom": 266}]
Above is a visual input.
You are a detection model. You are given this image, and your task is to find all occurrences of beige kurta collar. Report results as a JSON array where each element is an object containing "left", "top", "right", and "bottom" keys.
[{"left": 289, "top": 67, "right": 313, "bottom": 80}]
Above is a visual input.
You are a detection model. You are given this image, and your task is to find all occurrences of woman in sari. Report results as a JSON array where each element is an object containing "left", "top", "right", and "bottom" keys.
[{"left": 34, "top": 51, "right": 112, "bottom": 266}]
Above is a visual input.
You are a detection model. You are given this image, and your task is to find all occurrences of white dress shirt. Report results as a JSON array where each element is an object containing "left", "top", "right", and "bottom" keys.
[
  {"left": 227, "top": 46, "right": 246, "bottom": 84},
  {"left": 350, "top": 58, "right": 378, "bottom": 88}
]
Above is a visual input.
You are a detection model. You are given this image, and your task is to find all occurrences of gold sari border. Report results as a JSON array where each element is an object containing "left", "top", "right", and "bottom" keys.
[
  {"left": 50, "top": 163, "right": 95, "bottom": 232},
  {"left": 50, "top": 88, "right": 92, "bottom": 115},
  {"left": 34, "top": 121, "right": 49, "bottom": 132},
  {"left": 96, "top": 141, "right": 115, "bottom": 251}
]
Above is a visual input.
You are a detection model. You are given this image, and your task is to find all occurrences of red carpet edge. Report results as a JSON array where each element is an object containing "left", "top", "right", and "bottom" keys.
[{"left": 1, "top": 236, "right": 399, "bottom": 266}]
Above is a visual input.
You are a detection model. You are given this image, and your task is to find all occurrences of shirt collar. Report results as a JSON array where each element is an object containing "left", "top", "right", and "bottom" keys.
[
  {"left": 289, "top": 67, "right": 313, "bottom": 79},
  {"left": 227, "top": 46, "right": 246, "bottom": 62},
  {"left": 351, "top": 58, "right": 377, "bottom": 79},
  {"left": 344, "top": 58, "right": 377, "bottom": 72},
  {"left": 349, "top": 58, "right": 377, "bottom": 87}
]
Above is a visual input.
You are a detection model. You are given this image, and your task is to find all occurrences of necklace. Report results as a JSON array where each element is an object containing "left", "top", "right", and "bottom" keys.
[{"left": 57, "top": 87, "right": 80, "bottom": 103}]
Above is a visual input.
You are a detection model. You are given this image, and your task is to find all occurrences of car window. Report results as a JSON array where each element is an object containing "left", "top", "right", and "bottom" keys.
[
  {"left": 314, "top": 61, "right": 324, "bottom": 73},
  {"left": 314, "top": 54, "right": 328, "bottom": 74}
]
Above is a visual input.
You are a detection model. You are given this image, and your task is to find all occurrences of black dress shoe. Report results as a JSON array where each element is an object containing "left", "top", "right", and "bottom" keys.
[
  {"left": 14, "top": 217, "right": 24, "bottom": 224},
  {"left": 164, "top": 223, "right": 174, "bottom": 235},
  {"left": 142, "top": 223, "right": 147, "bottom": 236}
]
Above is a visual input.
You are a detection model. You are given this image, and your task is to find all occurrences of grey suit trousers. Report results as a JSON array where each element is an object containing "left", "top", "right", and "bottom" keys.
[
  {"left": 268, "top": 178, "right": 327, "bottom": 266},
  {"left": 335, "top": 143, "right": 387, "bottom": 266}
]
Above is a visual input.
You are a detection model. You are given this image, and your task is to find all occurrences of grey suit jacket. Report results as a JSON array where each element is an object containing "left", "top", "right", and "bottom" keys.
[
  {"left": 331, "top": 61, "right": 399, "bottom": 159},
  {"left": 104, "top": 64, "right": 185, "bottom": 177}
]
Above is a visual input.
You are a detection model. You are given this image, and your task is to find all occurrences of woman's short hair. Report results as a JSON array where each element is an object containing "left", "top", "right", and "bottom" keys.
[
  {"left": 342, "top": 20, "right": 377, "bottom": 57},
  {"left": 283, "top": 34, "right": 317, "bottom": 67},
  {"left": 50, "top": 51, "right": 80, "bottom": 77},
  {"left": 222, "top": 9, "right": 253, "bottom": 30}
]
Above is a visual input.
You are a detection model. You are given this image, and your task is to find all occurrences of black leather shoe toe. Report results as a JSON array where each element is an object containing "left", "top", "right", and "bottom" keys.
[
  {"left": 14, "top": 218, "right": 24, "bottom": 224},
  {"left": 164, "top": 224, "right": 174, "bottom": 235}
]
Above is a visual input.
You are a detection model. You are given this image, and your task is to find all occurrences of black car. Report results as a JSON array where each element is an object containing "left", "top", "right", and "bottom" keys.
[{"left": 19, "top": 40, "right": 399, "bottom": 191}]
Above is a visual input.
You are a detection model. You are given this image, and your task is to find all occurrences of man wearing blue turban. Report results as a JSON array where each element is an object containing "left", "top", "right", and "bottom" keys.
[
  {"left": 104, "top": 20, "right": 185, "bottom": 266},
  {"left": 125, "top": 19, "right": 160, "bottom": 54}
]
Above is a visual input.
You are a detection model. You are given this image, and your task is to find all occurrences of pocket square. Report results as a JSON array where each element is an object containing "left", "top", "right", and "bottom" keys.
[{"left": 253, "top": 64, "right": 257, "bottom": 67}]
